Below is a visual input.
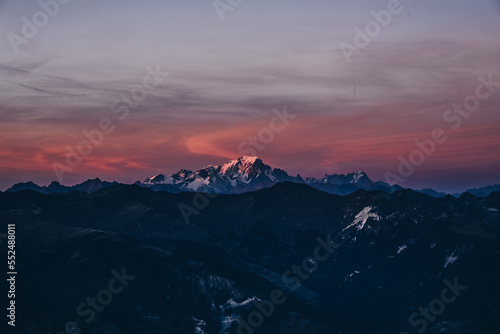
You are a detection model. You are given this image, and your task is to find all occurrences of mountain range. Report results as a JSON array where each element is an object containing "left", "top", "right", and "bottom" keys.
[
  {"left": 3, "top": 156, "right": 499, "bottom": 197},
  {"left": 140, "top": 156, "right": 402, "bottom": 195},
  {"left": 4, "top": 178, "right": 118, "bottom": 194}
]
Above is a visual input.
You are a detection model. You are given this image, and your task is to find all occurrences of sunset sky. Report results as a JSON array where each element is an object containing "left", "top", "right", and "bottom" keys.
[{"left": 0, "top": 0, "right": 499, "bottom": 193}]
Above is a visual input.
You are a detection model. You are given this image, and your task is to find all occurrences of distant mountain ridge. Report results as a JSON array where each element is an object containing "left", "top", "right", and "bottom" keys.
[
  {"left": 456, "top": 184, "right": 500, "bottom": 198},
  {"left": 5, "top": 178, "right": 117, "bottom": 194},
  {"left": 4, "top": 156, "right": 499, "bottom": 197}
]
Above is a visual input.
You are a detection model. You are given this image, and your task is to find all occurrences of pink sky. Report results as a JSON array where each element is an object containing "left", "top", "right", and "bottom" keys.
[{"left": 0, "top": 0, "right": 499, "bottom": 192}]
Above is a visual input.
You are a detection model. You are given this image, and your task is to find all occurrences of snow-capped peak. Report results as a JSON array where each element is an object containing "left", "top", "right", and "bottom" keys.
[
  {"left": 351, "top": 171, "right": 367, "bottom": 183},
  {"left": 142, "top": 157, "right": 282, "bottom": 193},
  {"left": 241, "top": 156, "right": 258, "bottom": 164},
  {"left": 219, "top": 156, "right": 260, "bottom": 175},
  {"left": 320, "top": 171, "right": 370, "bottom": 185},
  {"left": 143, "top": 174, "right": 174, "bottom": 185},
  {"left": 218, "top": 156, "right": 272, "bottom": 185}
]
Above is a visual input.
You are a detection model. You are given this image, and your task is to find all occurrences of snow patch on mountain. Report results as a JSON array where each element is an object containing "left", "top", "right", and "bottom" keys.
[
  {"left": 220, "top": 156, "right": 258, "bottom": 175},
  {"left": 185, "top": 176, "right": 211, "bottom": 190},
  {"left": 389, "top": 244, "right": 408, "bottom": 259},
  {"left": 343, "top": 207, "right": 381, "bottom": 231},
  {"left": 224, "top": 296, "right": 260, "bottom": 309},
  {"left": 397, "top": 245, "right": 408, "bottom": 254},
  {"left": 351, "top": 171, "right": 366, "bottom": 183},
  {"left": 193, "top": 317, "right": 207, "bottom": 334},
  {"left": 444, "top": 252, "right": 459, "bottom": 268},
  {"left": 143, "top": 174, "right": 174, "bottom": 185},
  {"left": 220, "top": 314, "right": 239, "bottom": 332},
  {"left": 265, "top": 169, "right": 277, "bottom": 182}
]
